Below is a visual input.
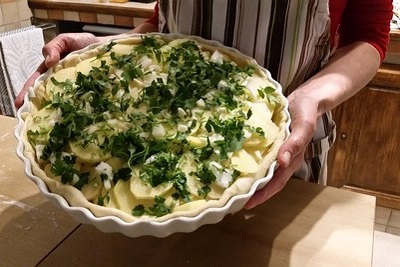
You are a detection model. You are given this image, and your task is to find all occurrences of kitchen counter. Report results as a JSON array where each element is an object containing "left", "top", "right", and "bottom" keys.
[
  {"left": 0, "top": 114, "right": 376, "bottom": 266},
  {"left": 370, "top": 63, "right": 400, "bottom": 92},
  {"left": 28, "top": 0, "right": 156, "bottom": 28}
]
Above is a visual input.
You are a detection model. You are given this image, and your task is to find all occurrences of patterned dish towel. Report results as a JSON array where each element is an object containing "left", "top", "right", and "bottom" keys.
[{"left": 0, "top": 26, "right": 44, "bottom": 117}]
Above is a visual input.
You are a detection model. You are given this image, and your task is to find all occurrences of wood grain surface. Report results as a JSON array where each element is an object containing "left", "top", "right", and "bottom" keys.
[{"left": 0, "top": 115, "right": 376, "bottom": 267}]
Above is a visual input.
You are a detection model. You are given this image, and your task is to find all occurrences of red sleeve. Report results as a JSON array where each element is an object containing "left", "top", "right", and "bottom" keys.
[
  {"left": 338, "top": 0, "right": 393, "bottom": 61},
  {"left": 145, "top": 0, "right": 159, "bottom": 27}
]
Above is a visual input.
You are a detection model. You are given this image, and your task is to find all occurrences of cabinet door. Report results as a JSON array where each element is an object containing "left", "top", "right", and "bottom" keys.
[{"left": 328, "top": 85, "right": 400, "bottom": 207}]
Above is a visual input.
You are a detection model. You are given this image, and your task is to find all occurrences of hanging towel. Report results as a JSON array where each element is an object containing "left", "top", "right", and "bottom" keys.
[{"left": 0, "top": 26, "right": 44, "bottom": 117}]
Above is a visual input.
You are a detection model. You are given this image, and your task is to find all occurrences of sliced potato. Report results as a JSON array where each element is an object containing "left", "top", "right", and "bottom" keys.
[
  {"left": 186, "top": 136, "right": 207, "bottom": 148},
  {"left": 28, "top": 106, "right": 62, "bottom": 143},
  {"left": 244, "top": 75, "right": 270, "bottom": 100},
  {"left": 246, "top": 102, "right": 279, "bottom": 146},
  {"left": 75, "top": 56, "right": 113, "bottom": 75},
  {"left": 81, "top": 174, "right": 103, "bottom": 201},
  {"left": 206, "top": 183, "right": 225, "bottom": 200},
  {"left": 30, "top": 83, "right": 49, "bottom": 105},
  {"left": 130, "top": 175, "right": 173, "bottom": 199},
  {"left": 230, "top": 149, "right": 259, "bottom": 174},
  {"left": 109, "top": 179, "right": 137, "bottom": 213},
  {"left": 246, "top": 102, "right": 273, "bottom": 130},
  {"left": 106, "top": 190, "right": 120, "bottom": 210},
  {"left": 185, "top": 175, "right": 202, "bottom": 199},
  {"left": 69, "top": 141, "right": 112, "bottom": 164},
  {"left": 45, "top": 67, "right": 77, "bottom": 96},
  {"left": 262, "top": 120, "right": 280, "bottom": 147},
  {"left": 63, "top": 54, "right": 82, "bottom": 68},
  {"left": 105, "top": 157, "right": 126, "bottom": 170},
  {"left": 111, "top": 44, "right": 134, "bottom": 56}
]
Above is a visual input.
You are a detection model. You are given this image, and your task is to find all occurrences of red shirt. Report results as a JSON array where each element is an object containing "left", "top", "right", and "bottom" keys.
[
  {"left": 330, "top": 0, "right": 393, "bottom": 61},
  {"left": 147, "top": 0, "right": 393, "bottom": 61}
]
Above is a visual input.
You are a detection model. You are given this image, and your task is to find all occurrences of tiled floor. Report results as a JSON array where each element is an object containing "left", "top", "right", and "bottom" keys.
[{"left": 373, "top": 206, "right": 400, "bottom": 266}]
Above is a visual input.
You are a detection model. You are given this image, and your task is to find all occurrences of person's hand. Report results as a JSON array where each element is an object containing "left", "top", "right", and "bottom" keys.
[
  {"left": 15, "top": 32, "right": 101, "bottom": 108},
  {"left": 244, "top": 91, "right": 319, "bottom": 209}
]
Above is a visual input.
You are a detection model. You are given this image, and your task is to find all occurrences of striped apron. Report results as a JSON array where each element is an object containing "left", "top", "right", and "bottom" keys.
[{"left": 157, "top": 0, "right": 336, "bottom": 184}]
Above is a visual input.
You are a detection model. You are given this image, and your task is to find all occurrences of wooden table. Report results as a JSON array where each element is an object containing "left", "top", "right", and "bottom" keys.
[{"left": 0, "top": 114, "right": 376, "bottom": 266}]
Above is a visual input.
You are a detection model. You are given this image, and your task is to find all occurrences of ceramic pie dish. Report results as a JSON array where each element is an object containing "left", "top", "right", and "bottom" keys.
[{"left": 15, "top": 33, "right": 290, "bottom": 237}]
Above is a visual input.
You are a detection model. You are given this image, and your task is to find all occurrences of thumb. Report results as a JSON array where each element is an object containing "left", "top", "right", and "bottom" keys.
[
  {"left": 277, "top": 119, "right": 315, "bottom": 168},
  {"left": 15, "top": 61, "right": 47, "bottom": 108},
  {"left": 43, "top": 48, "right": 61, "bottom": 69}
]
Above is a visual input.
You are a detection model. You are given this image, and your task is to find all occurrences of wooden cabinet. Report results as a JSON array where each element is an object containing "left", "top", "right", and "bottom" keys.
[{"left": 328, "top": 63, "right": 400, "bottom": 209}]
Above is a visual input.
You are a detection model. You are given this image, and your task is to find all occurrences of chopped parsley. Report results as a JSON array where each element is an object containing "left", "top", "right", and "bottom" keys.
[
  {"left": 132, "top": 196, "right": 174, "bottom": 217},
  {"left": 193, "top": 162, "right": 216, "bottom": 186},
  {"left": 134, "top": 35, "right": 163, "bottom": 62},
  {"left": 258, "top": 86, "right": 281, "bottom": 104},
  {"left": 50, "top": 155, "right": 89, "bottom": 189},
  {"left": 113, "top": 167, "right": 132, "bottom": 184},
  {"left": 204, "top": 116, "right": 246, "bottom": 159},
  {"left": 27, "top": 35, "right": 281, "bottom": 218}
]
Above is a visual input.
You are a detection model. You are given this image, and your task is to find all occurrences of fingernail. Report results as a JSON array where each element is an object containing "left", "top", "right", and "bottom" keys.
[
  {"left": 244, "top": 202, "right": 253, "bottom": 210},
  {"left": 45, "top": 55, "right": 50, "bottom": 66},
  {"left": 282, "top": 151, "right": 291, "bottom": 167}
]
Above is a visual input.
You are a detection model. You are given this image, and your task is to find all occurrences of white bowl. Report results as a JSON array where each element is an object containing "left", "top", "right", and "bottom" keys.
[{"left": 15, "top": 34, "right": 291, "bottom": 238}]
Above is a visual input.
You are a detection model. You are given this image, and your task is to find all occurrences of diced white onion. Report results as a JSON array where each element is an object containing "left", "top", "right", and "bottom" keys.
[
  {"left": 152, "top": 124, "right": 166, "bottom": 139},
  {"left": 95, "top": 161, "right": 113, "bottom": 182},
  {"left": 35, "top": 144, "right": 45, "bottom": 161},
  {"left": 49, "top": 153, "right": 57, "bottom": 164},
  {"left": 72, "top": 174, "right": 80, "bottom": 185},
  {"left": 196, "top": 99, "right": 206, "bottom": 108},
  {"left": 216, "top": 171, "right": 233, "bottom": 188},
  {"left": 209, "top": 161, "right": 233, "bottom": 188},
  {"left": 103, "top": 111, "right": 112, "bottom": 120},
  {"left": 104, "top": 179, "right": 112, "bottom": 191},
  {"left": 85, "top": 102, "right": 93, "bottom": 114},
  {"left": 177, "top": 107, "right": 187, "bottom": 118},
  {"left": 143, "top": 73, "right": 159, "bottom": 86},
  {"left": 139, "top": 56, "right": 153, "bottom": 69},
  {"left": 209, "top": 161, "right": 223, "bottom": 176},
  {"left": 115, "top": 88, "right": 125, "bottom": 99},
  {"left": 243, "top": 129, "right": 252, "bottom": 139},
  {"left": 108, "top": 119, "right": 119, "bottom": 126},
  {"left": 145, "top": 154, "right": 158, "bottom": 164},
  {"left": 209, "top": 134, "right": 225, "bottom": 146},
  {"left": 114, "top": 69, "right": 124, "bottom": 79},
  {"left": 177, "top": 124, "right": 188, "bottom": 133},
  {"left": 61, "top": 152, "right": 72, "bottom": 158},
  {"left": 204, "top": 92, "right": 214, "bottom": 101},
  {"left": 210, "top": 50, "right": 224, "bottom": 64},
  {"left": 217, "top": 106, "right": 227, "bottom": 114},
  {"left": 87, "top": 124, "right": 98, "bottom": 134},
  {"left": 49, "top": 108, "right": 63, "bottom": 126},
  {"left": 158, "top": 73, "right": 168, "bottom": 84},
  {"left": 139, "top": 132, "right": 150, "bottom": 139},
  {"left": 217, "top": 80, "right": 228, "bottom": 89}
]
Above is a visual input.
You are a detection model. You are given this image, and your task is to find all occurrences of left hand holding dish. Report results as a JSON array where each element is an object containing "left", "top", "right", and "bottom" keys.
[{"left": 15, "top": 33, "right": 102, "bottom": 108}]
